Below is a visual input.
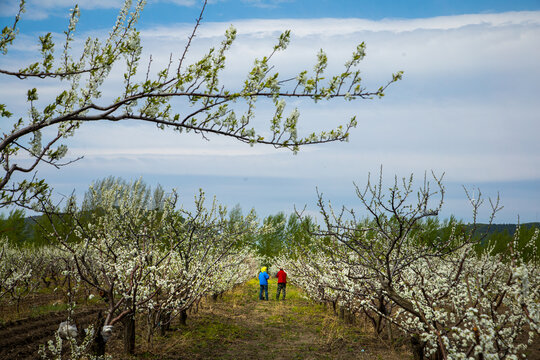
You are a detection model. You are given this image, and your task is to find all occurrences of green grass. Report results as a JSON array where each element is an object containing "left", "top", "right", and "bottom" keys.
[
  {"left": 180, "top": 318, "right": 249, "bottom": 344},
  {"left": 116, "top": 279, "right": 411, "bottom": 359},
  {"left": 29, "top": 302, "right": 70, "bottom": 317}
]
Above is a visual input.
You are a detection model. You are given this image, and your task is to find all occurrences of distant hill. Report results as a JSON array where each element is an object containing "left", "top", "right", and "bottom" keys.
[{"left": 469, "top": 222, "right": 540, "bottom": 236}]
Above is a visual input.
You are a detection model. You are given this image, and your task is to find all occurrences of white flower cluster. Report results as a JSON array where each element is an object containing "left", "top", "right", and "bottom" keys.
[
  {"left": 0, "top": 238, "right": 33, "bottom": 301},
  {"left": 38, "top": 324, "right": 112, "bottom": 360},
  {"left": 0, "top": 239, "right": 68, "bottom": 307}
]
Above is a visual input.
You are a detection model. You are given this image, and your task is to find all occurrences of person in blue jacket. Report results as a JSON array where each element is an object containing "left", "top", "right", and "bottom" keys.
[{"left": 258, "top": 266, "right": 270, "bottom": 300}]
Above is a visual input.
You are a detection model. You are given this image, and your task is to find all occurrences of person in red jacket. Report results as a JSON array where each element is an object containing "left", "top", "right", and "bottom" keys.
[{"left": 276, "top": 268, "right": 287, "bottom": 300}]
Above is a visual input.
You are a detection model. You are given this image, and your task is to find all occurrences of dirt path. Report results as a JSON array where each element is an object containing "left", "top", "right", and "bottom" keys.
[{"left": 132, "top": 279, "right": 408, "bottom": 360}]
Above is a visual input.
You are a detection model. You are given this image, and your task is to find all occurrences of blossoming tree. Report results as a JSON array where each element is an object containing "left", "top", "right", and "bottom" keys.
[
  {"left": 0, "top": 0, "right": 402, "bottom": 209},
  {"left": 279, "top": 172, "right": 539, "bottom": 359},
  {"left": 41, "top": 178, "right": 260, "bottom": 355}
]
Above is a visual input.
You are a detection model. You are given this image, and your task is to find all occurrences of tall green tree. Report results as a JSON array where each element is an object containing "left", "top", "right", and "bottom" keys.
[
  {"left": 0, "top": 208, "right": 31, "bottom": 245},
  {"left": 256, "top": 212, "right": 318, "bottom": 260},
  {"left": 257, "top": 212, "right": 287, "bottom": 259}
]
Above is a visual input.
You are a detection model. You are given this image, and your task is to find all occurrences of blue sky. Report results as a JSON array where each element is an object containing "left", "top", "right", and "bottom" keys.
[
  {"left": 1, "top": 0, "right": 540, "bottom": 223},
  {"left": 3, "top": 0, "right": 540, "bottom": 23}
]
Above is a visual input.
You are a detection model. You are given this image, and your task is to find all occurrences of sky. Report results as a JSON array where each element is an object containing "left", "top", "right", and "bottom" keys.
[{"left": 1, "top": 0, "right": 540, "bottom": 223}]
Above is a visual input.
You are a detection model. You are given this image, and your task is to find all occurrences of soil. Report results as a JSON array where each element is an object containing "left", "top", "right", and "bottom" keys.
[{"left": 0, "top": 308, "right": 100, "bottom": 359}]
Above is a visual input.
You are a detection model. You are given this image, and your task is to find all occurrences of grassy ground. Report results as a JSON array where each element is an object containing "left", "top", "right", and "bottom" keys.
[{"left": 120, "top": 279, "right": 411, "bottom": 360}]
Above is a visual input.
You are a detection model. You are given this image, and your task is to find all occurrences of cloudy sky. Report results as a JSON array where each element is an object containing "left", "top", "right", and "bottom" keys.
[{"left": 1, "top": 0, "right": 539, "bottom": 223}]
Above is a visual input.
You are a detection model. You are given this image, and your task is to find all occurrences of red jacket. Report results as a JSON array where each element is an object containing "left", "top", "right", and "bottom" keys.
[{"left": 277, "top": 269, "right": 287, "bottom": 284}]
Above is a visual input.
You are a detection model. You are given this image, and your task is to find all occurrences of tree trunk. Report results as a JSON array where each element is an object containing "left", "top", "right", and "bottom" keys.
[
  {"left": 376, "top": 296, "right": 387, "bottom": 335},
  {"left": 123, "top": 313, "right": 135, "bottom": 354},
  {"left": 91, "top": 311, "right": 106, "bottom": 357},
  {"left": 433, "top": 347, "right": 444, "bottom": 360},
  {"left": 339, "top": 306, "right": 345, "bottom": 320},
  {"left": 179, "top": 309, "right": 188, "bottom": 326},
  {"left": 410, "top": 335, "right": 424, "bottom": 360},
  {"left": 159, "top": 311, "right": 171, "bottom": 336},
  {"left": 345, "top": 310, "right": 355, "bottom": 324},
  {"left": 386, "top": 318, "right": 393, "bottom": 344}
]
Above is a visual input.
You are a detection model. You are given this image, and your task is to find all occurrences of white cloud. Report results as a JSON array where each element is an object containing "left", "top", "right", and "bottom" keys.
[
  {"left": 2, "top": 11, "right": 540, "bottom": 221},
  {"left": 0, "top": 0, "right": 20, "bottom": 17},
  {"left": 139, "top": 12, "right": 540, "bottom": 89},
  {"left": 141, "top": 11, "right": 540, "bottom": 38}
]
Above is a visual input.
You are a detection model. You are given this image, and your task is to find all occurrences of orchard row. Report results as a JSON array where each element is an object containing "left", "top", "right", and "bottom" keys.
[{"left": 279, "top": 174, "right": 539, "bottom": 359}]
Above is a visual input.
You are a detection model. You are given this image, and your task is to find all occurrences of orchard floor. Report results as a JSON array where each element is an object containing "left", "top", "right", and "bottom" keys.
[
  {"left": 1, "top": 279, "right": 539, "bottom": 359},
  {"left": 113, "top": 279, "right": 411, "bottom": 360}
]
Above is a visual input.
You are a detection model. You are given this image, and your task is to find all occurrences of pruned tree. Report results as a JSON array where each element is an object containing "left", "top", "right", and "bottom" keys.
[
  {"left": 281, "top": 171, "right": 539, "bottom": 359},
  {"left": 40, "top": 177, "right": 261, "bottom": 355},
  {"left": 0, "top": 0, "right": 402, "bottom": 209}
]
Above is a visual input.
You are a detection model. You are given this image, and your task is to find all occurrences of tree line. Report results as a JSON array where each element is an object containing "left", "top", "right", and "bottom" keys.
[{"left": 2, "top": 194, "right": 537, "bottom": 262}]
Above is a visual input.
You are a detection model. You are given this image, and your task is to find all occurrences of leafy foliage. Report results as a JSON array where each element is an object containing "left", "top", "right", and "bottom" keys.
[{"left": 0, "top": 209, "right": 31, "bottom": 245}]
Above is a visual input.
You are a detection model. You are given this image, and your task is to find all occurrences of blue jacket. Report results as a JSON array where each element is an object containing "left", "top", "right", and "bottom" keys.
[{"left": 258, "top": 271, "right": 269, "bottom": 285}]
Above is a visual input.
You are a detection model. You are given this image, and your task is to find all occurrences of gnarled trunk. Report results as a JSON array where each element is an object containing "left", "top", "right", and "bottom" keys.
[
  {"left": 91, "top": 311, "right": 106, "bottom": 357},
  {"left": 123, "top": 312, "right": 135, "bottom": 354}
]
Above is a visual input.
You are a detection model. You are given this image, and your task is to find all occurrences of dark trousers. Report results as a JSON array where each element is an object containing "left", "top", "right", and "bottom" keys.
[
  {"left": 276, "top": 283, "right": 286, "bottom": 300},
  {"left": 259, "top": 285, "right": 268, "bottom": 300}
]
